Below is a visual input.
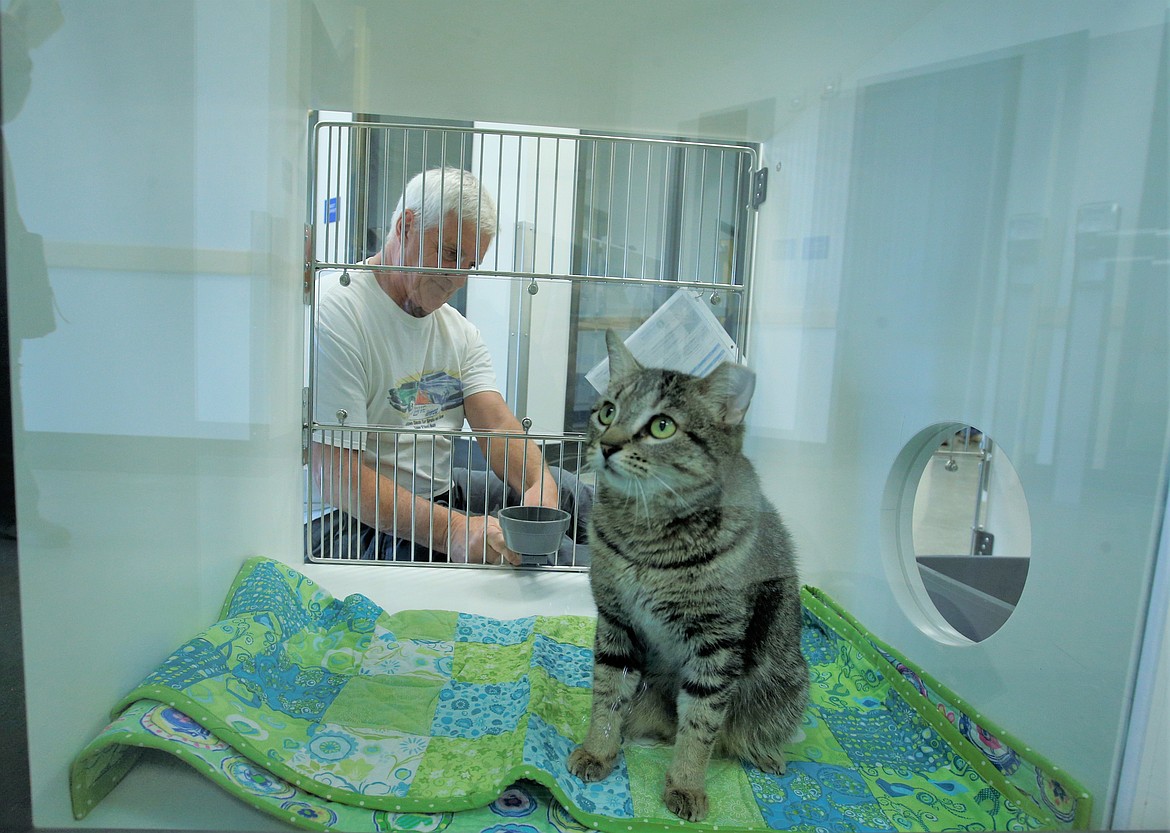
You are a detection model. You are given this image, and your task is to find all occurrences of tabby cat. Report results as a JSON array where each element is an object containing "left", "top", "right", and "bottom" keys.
[{"left": 566, "top": 330, "right": 809, "bottom": 822}]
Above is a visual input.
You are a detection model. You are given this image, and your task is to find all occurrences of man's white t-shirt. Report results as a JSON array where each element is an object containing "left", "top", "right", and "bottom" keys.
[{"left": 312, "top": 268, "right": 498, "bottom": 498}]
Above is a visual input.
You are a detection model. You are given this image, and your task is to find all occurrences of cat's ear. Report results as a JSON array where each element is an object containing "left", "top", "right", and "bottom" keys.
[
  {"left": 703, "top": 362, "right": 756, "bottom": 425},
  {"left": 605, "top": 329, "right": 642, "bottom": 384}
]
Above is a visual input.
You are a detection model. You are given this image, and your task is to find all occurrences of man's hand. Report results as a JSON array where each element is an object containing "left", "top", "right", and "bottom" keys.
[
  {"left": 447, "top": 511, "right": 521, "bottom": 566},
  {"left": 522, "top": 476, "right": 561, "bottom": 511}
]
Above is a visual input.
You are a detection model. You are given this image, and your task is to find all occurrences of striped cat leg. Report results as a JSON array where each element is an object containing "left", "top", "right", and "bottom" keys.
[
  {"left": 567, "top": 615, "right": 643, "bottom": 782},
  {"left": 662, "top": 652, "right": 740, "bottom": 822},
  {"left": 718, "top": 579, "right": 808, "bottom": 774}
]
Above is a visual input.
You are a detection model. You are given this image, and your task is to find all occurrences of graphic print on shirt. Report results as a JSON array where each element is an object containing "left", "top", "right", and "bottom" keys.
[{"left": 388, "top": 371, "right": 464, "bottom": 427}]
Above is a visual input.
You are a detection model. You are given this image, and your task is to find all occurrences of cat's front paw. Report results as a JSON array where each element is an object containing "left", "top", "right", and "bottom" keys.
[
  {"left": 663, "top": 774, "right": 709, "bottom": 822},
  {"left": 567, "top": 746, "right": 616, "bottom": 782}
]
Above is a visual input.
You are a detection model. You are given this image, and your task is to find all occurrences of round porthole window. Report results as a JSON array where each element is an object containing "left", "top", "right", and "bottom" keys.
[{"left": 884, "top": 424, "right": 1031, "bottom": 643}]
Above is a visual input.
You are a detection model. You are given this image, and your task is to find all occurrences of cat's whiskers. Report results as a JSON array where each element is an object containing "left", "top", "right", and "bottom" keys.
[
  {"left": 646, "top": 471, "right": 695, "bottom": 511},
  {"left": 633, "top": 478, "right": 652, "bottom": 527}
]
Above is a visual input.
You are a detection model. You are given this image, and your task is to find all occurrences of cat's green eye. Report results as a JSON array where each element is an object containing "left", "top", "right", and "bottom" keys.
[
  {"left": 649, "top": 415, "right": 677, "bottom": 439},
  {"left": 597, "top": 402, "right": 617, "bottom": 426}
]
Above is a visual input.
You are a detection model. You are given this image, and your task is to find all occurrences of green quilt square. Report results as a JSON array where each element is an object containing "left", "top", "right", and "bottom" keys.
[
  {"left": 382, "top": 609, "right": 459, "bottom": 642},
  {"left": 788, "top": 708, "right": 855, "bottom": 768},
  {"left": 858, "top": 762, "right": 1002, "bottom": 832},
  {"left": 529, "top": 674, "right": 593, "bottom": 744},
  {"left": 201, "top": 614, "right": 281, "bottom": 668},
  {"left": 535, "top": 615, "right": 595, "bottom": 650},
  {"left": 835, "top": 647, "right": 892, "bottom": 701},
  {"left": 284, "top": 627, "right": 372, "bottom": 676},
  {"left": 409, "top": 730, "right": 523, "bottom": 801},
  {"left": 451, "top": 640, "right": 532, "bottom": 684},
  {"left": 159, "top": 675, "right": 317, "bottom": 764},
  {"left": 624, "top": 742, "right": 767, "bottom": 829},
  {"left": 323, "top": 675, "right": 443, "bottom": 735}
]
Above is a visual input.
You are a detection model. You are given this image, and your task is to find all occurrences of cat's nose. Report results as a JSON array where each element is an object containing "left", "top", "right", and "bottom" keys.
[{"left": 600, "top": 443, "right": 620, "bottom": 459}]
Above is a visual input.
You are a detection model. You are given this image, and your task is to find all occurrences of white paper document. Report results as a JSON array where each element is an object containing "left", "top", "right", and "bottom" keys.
[{"left": 586, "top": 289, "right": 739, "bottom": 393}]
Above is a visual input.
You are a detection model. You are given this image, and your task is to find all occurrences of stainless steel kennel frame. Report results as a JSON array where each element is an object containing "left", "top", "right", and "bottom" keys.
[
  {"left": 304, "top": 117, "right": 764, "bottom": 569},
  {"left": 310, "top": 423, "right": 591, "bottom": 566}
]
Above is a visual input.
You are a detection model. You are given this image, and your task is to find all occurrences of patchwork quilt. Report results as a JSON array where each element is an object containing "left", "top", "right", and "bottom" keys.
[{"left": 72, "top": 557, "right": 1089, "bottom": 832}]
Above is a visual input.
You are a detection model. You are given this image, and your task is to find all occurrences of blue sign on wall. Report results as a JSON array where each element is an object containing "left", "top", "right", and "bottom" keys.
[{"left": 324, "top": 196, "right": 337, "bottom": 223}]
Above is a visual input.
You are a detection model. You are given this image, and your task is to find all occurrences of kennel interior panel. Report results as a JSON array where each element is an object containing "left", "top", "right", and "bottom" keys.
[{"left": 304, "top": 120, "right": 761, "bottom": 568}]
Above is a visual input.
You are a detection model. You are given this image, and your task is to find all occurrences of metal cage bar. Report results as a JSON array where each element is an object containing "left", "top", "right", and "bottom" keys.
[
  {"left": 305, "top": 117, "right": 761, "bottom": 572},
  {"left": 310, "top": 119, "right": 759, "bottom": 289},
  {"left": 306, "top": 425, "right": 592, "bottom": 571}
]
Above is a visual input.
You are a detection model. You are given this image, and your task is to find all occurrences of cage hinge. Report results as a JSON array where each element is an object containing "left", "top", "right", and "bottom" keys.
[
  {"left": 973, "top": 530, "right": 995, "bottom": 556},
  {"left": 301, "top": 387, "right": 310, "bottom": 465},
  {"left": 302, "top": 225, "right": 313, "bottom": 305},
  {"left": 750, "top": 167, "right": 768, "bottom": 209}
]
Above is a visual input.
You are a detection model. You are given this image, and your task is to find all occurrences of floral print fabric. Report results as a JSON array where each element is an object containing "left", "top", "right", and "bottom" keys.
[{"left": 70, "top": 558, "right": 1087, "bottom": 832}]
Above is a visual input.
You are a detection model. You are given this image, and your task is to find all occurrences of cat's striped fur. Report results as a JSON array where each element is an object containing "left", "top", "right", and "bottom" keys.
[{"left": 566, "top": 330, "right": 809, "bottom": 822}]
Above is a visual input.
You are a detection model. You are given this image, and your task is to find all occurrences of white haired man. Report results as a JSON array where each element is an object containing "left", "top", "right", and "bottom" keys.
[{"left": 309, "top": 167, "right": 590, "bottom": 566}]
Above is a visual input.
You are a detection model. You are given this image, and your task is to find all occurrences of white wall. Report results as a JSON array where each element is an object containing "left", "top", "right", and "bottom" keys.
[
  {"left": 5, "top": 2, "right": 308, "bottom": 828},
  {"left": 5, "top": 1, "right": 1166, "bottom": 830}
]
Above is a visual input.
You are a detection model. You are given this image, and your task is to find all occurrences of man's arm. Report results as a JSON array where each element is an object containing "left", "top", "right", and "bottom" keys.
[
  {"left": 312, "top": 441, "right": 519, "bottom": 565},
  {"left": 463, "top": 390, "right": 560, "bottom": 509}
]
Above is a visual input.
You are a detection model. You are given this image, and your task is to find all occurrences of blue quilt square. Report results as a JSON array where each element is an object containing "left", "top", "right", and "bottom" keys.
[
  {"left": 802, "top": 619, "right": 845, "bottom": 667},
  {"left": 819, "top": 706, "right": 948, "bottom": 770},
  {"left": 141, "top": 637, "right": 233, "bottom": 690},
  {"left": 228, "top": 644, "right": 348, "bottom": 722},
  {"left": 456, "top": 613, "right": 536, "bottom": 646},
  {"left": 430, "top": 679, "right": 531, "bottom": 738},
  {"left": 530, "top": 634, "right": 592, "bottom": 689},
  {"left": 748, "top": 761, "right": 893, "bottom": 832},
  {"left": 223, "top": 560, "right": 315, "bottom": 634},
  {"left": 523, "top": 714, "right": 634, "bottom": 819},
  {"left": 315, "top": 593, "right": 383, "bottom": 634}
]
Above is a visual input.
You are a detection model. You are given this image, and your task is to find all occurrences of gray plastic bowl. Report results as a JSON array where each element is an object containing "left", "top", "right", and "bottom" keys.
[{"left": 497, "top": 505, "right": 571, "bottom": 555}]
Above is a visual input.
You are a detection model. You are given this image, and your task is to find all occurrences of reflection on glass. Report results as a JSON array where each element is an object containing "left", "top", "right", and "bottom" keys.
[{"left": 912, "top": 426, "right": 1031, "bottom": 642}]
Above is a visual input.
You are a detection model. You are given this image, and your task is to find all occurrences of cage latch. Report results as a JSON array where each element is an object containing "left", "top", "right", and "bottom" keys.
[
  {"left": 301, "top": 387, "right": 310, "bottom": 465},
  {"left": 750, "top": 167, "right": 768, "bottom": 209},
  {"left": 302, "top": 225, "right": 313, "bottom": 305}
]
